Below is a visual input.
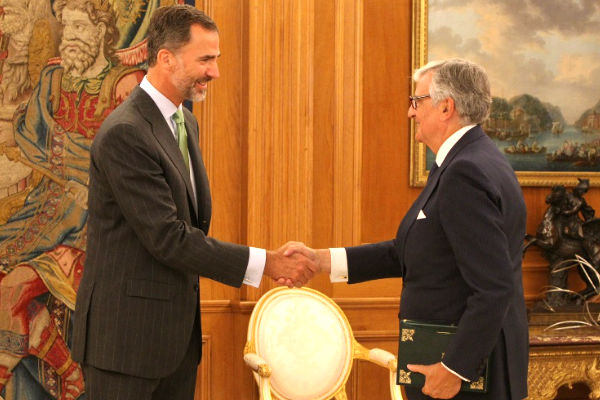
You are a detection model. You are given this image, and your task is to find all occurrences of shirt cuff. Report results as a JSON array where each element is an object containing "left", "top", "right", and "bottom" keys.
[
  {"left": 243, "top": 247, "right": 266, "bottom": 288},
  {"left": 329, "top": 247, "right": 349, "bottom": 283},
  {"left": 441, "top": 362, "right": 470, "bottom": 382}
]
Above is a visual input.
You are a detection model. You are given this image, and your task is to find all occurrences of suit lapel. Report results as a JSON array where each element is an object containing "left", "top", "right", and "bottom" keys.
[
  {"left": 131, "top": 87, "right": 199, "bottom": 218},
  {"left": 396, "top": 126, "right": 485, "bottom": 273},
  {"left": 396, "top": 165, "right": 442, "bottom": 273},
  {"left": 185, "top": 113, "right": 212, "bottom": 230},
  {"left": 412, "top": 126, "right": 484, "bottom": 216},
  {"left": 438, "top": 125, "right": 485, "bottom": 175}
]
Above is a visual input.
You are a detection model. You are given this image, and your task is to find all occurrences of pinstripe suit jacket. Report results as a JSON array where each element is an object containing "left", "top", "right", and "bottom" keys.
[
  {"left": 345, "top": 127, "right": 528, "bottom": 399},
  {"left": 72, "top": 86, "right": 249, "bottom": 379}
]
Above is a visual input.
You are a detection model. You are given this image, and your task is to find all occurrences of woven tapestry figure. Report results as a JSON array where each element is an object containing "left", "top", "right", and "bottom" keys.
[{"left": 0, "top": 0, "right": 158, "bottom": 398}]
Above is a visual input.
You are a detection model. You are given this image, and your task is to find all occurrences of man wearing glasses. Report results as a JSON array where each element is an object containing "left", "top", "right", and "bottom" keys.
[
  {"left": 286, "top": 58, "right": 529, "bottom": 399},
  {"left": 397, "top": 58, "right": 529, "bottom": 399}
]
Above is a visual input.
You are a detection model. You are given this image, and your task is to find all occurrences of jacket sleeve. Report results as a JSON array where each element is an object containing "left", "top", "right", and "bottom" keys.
[{"left": 345, "top": 240, "right": 402, "bottom": 283}]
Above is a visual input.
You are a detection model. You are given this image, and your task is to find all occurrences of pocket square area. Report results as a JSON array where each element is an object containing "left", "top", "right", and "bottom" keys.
[{"left": 417, "top": 210, "right": 426, "bottom": 220}]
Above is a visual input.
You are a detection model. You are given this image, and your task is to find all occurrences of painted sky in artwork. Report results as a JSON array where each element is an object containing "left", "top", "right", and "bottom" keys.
[{"left": 428, "top": 0, "right": 600, "bottom": 124}]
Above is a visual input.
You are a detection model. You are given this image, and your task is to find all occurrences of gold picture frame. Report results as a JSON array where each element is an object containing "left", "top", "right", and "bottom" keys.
[{"left": 409, "top": 0, "right": 600, "bottom": 187}]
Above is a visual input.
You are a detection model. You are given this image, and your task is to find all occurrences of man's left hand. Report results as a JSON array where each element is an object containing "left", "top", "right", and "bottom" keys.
[{"left": 407, "top": 362, "right": 461, "bottom": 399}]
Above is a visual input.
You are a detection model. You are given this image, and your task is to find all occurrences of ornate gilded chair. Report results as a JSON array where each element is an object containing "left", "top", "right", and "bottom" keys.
[{"left": 243, "top": 287, "right": 404, "bottom": 399}]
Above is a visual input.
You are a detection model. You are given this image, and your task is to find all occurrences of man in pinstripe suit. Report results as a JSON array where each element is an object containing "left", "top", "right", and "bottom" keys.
[{"left": 71, "top": 5, "right": 319, "bottom": 399}]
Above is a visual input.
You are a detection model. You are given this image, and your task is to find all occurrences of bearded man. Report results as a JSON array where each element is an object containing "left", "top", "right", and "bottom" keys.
[
  {"left": 0, "top": 0, "right": 58, "bottom": 145},
  {"left": 0, "top": 0, "right": 144, "bottom": 398},
  {"left": 0, "top": 0, "right": 55, "bottom": 104}
]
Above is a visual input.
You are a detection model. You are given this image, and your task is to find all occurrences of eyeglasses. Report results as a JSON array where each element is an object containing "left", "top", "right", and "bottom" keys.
[{"left": 409, "top": 94, "right": 431, "bottom": 110}]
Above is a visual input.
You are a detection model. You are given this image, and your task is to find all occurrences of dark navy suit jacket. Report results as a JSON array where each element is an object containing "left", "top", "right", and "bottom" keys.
[{"left": 346, "top": 126, "right": 528, "bottom": 399}]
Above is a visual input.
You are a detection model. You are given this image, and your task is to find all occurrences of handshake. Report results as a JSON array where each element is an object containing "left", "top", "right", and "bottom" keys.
[{"left": 263, "top": 242, "right": 330, "bottom": 288}]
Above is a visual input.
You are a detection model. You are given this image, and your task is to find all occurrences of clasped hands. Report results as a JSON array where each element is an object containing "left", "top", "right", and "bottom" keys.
[{"left": 264, "top": 241, "right": 328, "bottom": 288}]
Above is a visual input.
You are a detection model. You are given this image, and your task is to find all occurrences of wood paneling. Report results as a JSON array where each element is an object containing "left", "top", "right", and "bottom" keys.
[
  {"left": 195, "top": 0, "right": 243, "bottom": 302},
  {"left": 331, "top": 0, "right": 363, "bottom": 249},
  {"left": 191, "top": 0, "right": 598, "bottom": 398},
  {"left": 244, "top": 0, "right": 316, "bottom": 303}
]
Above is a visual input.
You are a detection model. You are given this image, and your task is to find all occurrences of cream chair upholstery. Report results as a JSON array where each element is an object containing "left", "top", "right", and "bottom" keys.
[{"left": 244, "top": 287, "right": 404, "bottom": 400}]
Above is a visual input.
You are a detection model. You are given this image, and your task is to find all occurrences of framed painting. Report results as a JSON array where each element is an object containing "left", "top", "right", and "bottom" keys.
[{"left": 410, "top": 0, "right": 600, "bottom": 186}]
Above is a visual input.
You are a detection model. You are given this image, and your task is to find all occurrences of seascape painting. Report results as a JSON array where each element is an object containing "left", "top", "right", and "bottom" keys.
[{"left": 411, "top": 0, "right": 600, "bottom": 186}]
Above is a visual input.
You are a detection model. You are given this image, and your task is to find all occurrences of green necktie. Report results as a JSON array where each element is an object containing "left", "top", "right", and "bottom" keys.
[{"left": 172, "top": 109, "right": 189, "bottom": 170}]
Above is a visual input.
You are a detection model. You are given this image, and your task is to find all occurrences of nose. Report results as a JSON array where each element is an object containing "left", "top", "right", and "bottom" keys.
[
  {"left": 407, "top": 104, "right": 416, "bottom": 118},
  {"left": 62, "top": 24, "right": 76, "bottom": 39},
  {"left": 207, "top": 61, "right": 220, "bottom": 79}
]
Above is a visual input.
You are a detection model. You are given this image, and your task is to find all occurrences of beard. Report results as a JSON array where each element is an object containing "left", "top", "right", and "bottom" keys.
[
  {"left": 185, "top": 83, "right": 207, "bottom": 103},
  {"left": 0, "top": 7, "right": 28, "bottom": 36},
  {"left": 0, "top": 10, "right": 34, "bottom": 61},
  {"left": 59, "top": 36, "right": 101, "bottom": 77},
  {"left": 189, "top": 86, "right": 207, "bottom": 103},
  {"left": 0, "top": 62, "right": 31, "bottom": 104},
  {"left": 171, "top": 71, "right": 209, "bottom": 103}
]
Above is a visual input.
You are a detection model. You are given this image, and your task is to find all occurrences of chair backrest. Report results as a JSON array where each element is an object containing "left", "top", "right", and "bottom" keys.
[{"left": 245, "top": 287, "right": 355, "bottom": 400}]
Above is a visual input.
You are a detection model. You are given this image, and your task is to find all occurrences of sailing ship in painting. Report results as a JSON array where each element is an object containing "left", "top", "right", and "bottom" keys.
[
  {"left": 551, "top": 121, "right": 563, "bottom": 135},
  {"left": 504, "top": 140, "right": 546, "bottom": 155},
  {"left": 547, "top": 139, "right": 600, "bottom": 166},
  {"left": 483, "top": 94, "right": 600, "bottom": 169}
]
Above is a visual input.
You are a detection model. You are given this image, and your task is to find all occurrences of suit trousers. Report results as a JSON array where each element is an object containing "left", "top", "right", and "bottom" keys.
[{"left": 82, "top": 307, "right": 201, "bottom": 400}]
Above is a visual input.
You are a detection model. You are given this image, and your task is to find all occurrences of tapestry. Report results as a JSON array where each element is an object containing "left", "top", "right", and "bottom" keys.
[{"left": 0, "top": 0, "right": 182, "bottom": 398}]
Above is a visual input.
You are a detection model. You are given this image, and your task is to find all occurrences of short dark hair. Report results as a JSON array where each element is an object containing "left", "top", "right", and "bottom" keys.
[{"left": 146, "top": 5, "right": 218, "bottom": 67}]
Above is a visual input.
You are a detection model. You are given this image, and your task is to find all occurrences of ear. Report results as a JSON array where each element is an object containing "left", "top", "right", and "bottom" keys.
[
  {"left": 157, "top": 48, "right": 176, "bottom": 69},
  {"left": 97, "top": 22, "right": 107, "bottom": 40},
  {"left": 439, "top": 97, "right": 455, "bottom": 121}
]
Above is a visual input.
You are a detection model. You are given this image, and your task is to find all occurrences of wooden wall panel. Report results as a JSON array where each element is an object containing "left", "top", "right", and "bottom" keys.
[
  {"left": 195, "top": 0, "right": 243, "bottom": 302},
  {"left": 331, "top": 0, "right": 363, "bottom": 250},
  {"left": 244, "top": 0, "right": 316, "bottom": 302},
  {"left": 333, "top": 0, "right": 413, "bottom": 299},
  {"left": 191, "top": 0, "right": 600, "bottom": 398},
  {"left": 311, "top": 0, "right": 337, "bottom": 297}
]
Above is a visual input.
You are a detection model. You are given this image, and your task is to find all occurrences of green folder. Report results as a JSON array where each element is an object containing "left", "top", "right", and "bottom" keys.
[{"left": 397, "top": 319, "right": 489, "bottom": 393}]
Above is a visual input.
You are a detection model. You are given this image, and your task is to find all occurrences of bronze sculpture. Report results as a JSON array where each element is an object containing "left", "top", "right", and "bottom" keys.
[{"left": 524, "top": 179, "right": 600, "bottom": 307}]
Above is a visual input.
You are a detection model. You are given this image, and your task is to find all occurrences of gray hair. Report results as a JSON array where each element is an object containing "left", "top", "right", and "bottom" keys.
[{"left": 414, "top": 58, "right": 491, "bottom": 125}]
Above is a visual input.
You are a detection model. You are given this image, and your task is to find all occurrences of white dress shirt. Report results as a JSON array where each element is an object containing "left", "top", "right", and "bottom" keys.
[{"left": 139, "top": 77, "right": 266, "bottom": 287}]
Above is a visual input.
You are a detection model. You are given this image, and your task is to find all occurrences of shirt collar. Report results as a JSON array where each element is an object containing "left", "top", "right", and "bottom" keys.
[
  {"left": 139, "top": 76, "right": 182, "bottom": 134},
  {"left": 435, "top": 124, "right": 476, "bottom": 167}
]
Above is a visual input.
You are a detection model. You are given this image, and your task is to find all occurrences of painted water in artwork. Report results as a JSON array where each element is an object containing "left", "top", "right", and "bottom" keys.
[
  {"left": 490, "top": 126, "right": 600, "bottom": 172},
  {"left": 426, "top": 0, "right": 600, "bottom": 173},
  {"left": 485, "top": 95, "right": 600, "bottom": 171}
]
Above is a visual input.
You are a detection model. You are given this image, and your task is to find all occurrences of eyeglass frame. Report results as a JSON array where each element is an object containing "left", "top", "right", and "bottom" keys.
[{"left": 409, "top": 94, "right": 431, "bottom": 110}]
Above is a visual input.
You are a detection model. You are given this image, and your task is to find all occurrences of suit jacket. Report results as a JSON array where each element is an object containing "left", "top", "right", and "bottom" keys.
[
  {"left": 345, "top": 126, "right": 528, "bottom": 399},
  {"left": 72, "top": 86, "right": 249, "bottom": 379}
]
